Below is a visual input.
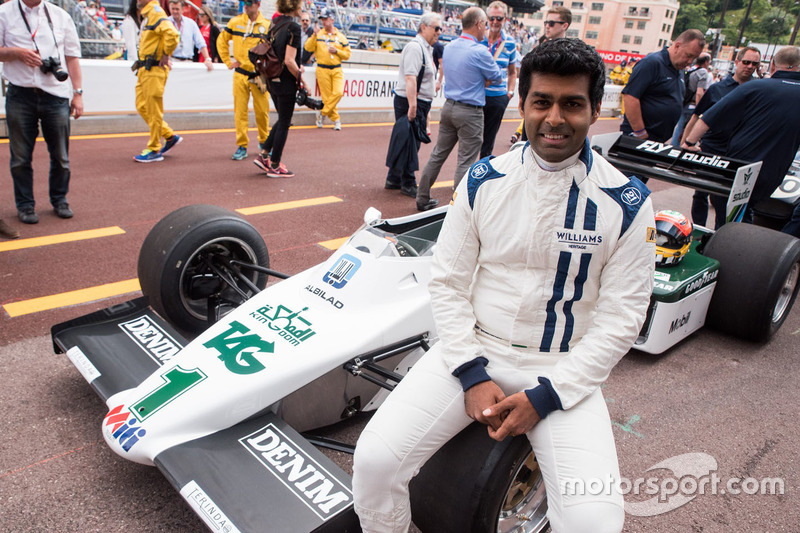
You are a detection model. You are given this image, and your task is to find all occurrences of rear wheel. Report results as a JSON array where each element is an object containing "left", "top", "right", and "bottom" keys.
[
  {"left": 410, "top": 422, "right": 549, "bottom": 533},
  {"left": 138, "top": 204, "right": 270, "bottom": 334},
  {"left": 703, "top": 222, "right": 800, "bottom": 342}
]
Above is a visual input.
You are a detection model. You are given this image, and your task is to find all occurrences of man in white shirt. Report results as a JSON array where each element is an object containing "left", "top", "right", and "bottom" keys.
[
  {"left": 0, "top": 0, "right": 84, "bottom": 224},
  {"left": 168, "top": 0, "right": 212, "bottom": 70}
]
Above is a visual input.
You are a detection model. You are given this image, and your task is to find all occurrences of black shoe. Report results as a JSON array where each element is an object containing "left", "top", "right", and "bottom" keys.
[
  {"left": 54, "top": 202, "right": 73, "bottom": 219},
  {"left": 384, "top": 180, "right": 401, "bottom": 190},
  {"left": 416, "top": 199, "right": 439, "bottom": 211},
  {"left": 401, "top": 185, "right": 418, "bottom": 198},
  {"left": 18, "top": 207, "right": 39, "bottom": 224}
]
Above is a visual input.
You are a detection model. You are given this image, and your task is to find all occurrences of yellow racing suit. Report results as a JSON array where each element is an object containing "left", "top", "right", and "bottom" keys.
[
  {"left": 217, "top": 13, "right": 271, "bottom": 149},
  {"left": 304, "top": 27, "right": 351, "bottom": 122},
  {"left": 136, "top": 0, "right": 180, "bottom": 153}
]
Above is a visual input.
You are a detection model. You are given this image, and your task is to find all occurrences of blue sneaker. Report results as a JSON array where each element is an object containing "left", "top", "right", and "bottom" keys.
[
  {"left": 160, "top": 134, "right": 183, "bottom": 155},
  {"left": 133, "top": 150, "right": 164, "bottom": 163},
  {"left": 232, "top": 146, "right": 248, "bottom": 160}
]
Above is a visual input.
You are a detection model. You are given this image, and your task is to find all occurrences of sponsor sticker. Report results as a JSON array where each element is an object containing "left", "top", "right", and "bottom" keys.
[
  {"left": 119, "top": 315, "right": 182, "bottom": 365},
  {"left": 104, "top": 404, "right": 146, "bottom": 452},
  {"left": 181, "top": 480, "right": 242, "bottom": 533},
  {"left": 621, "top": 187, "right": 642, "bottom": 206},
  {"left": 250, "top": 304, "right": 316, "bottom": 346},
  {"left": 66, "top": 346, "right": 101, "bottom": 383},
  {"left": 653, "top": 271, "right": 671, "bottom": 282},
  {"left": 305, "top": 285, "right": 344, "bottom": 309},
  {"left": 203, "top": 321, "right": 275, "bottom": 375},
  {"left": 323, "top": 253, "right": 362, "bottom": 289},
  {"left": 240, "top": 424, "right": 353, "bottom": 520},
  {"left": 646, "top": 227, "right": 657, "bottom": 243},
  {"left": 470, "top": 162, "right": 489, "bottom": 179}
]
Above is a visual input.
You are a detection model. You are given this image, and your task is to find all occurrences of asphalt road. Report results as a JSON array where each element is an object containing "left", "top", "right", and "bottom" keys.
[{"left": 0, "top": 117, "right": 798, "bottom": 532}]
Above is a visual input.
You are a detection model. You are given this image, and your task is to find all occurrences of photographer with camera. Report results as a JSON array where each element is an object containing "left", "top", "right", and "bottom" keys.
[
  {"left": 132, "top": 0, "right": 181, "bottom": 163},
  {"left": 252, "top": 0, "right": 303, "bottom": 178},
  {"left": 0, "top": 0, "right": 83, "bottom": 224}
]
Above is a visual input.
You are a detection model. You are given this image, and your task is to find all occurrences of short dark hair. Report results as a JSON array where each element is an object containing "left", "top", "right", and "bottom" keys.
[
  {"left": 546, "top": 6, "right": 572, "bottom": 25},
  {"left": 519, "top": 38, "right": 605, "bottom": 111},
  {"left": 736, "top": 46, "right": 761, "bottom": 61}
]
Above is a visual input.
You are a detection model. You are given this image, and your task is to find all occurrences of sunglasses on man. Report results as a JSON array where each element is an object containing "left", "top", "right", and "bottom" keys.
[
  {"left": 488, "top": 16, "right": 505, "bottom": 21},
  {"left": 739, "top": 60, "right": 759, "bottom": 66},
  {"left": 544, "top": 20, "right": 566, "bottom": 26}
]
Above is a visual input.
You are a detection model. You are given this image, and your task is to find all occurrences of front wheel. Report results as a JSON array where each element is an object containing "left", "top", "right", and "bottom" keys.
[
  {"left": 703, "top": 222, "right": 800, "bottom": 342},
  {"left": 138, "top": 204, "right": 270, "bottom": 335},
  {"left": 410, "top": 422, "right": 549, "bottom": 533}
]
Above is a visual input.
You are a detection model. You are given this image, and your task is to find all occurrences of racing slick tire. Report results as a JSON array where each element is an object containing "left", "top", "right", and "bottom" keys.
[
  {"left": 703, "top": 222, "right": 800, "bottom": 342},
  {"left": 410, "top": 422, "right": 548, "bottom": 533},
  {"left": 138, "top": 204, "right": 270, "bottom": 334}
]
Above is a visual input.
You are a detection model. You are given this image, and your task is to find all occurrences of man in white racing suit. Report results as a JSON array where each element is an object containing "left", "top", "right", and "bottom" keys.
[{"left": 352, "top": 38, "right": 656, "bottom": 533}]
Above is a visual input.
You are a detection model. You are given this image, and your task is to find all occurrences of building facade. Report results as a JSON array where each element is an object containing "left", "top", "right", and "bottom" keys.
[{"left": 519, "top": 0, "right": 681, "bottom": 60}]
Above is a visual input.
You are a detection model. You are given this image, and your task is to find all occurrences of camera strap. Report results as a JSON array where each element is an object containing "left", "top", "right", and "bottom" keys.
[{"left": 17, "top": 0, "right": 59, "bottom": 58}]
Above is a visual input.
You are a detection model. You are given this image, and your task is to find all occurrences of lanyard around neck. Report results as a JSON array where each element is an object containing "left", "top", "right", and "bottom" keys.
[{"left": 18, "top": 0, "right": 58, "bottom": 54}]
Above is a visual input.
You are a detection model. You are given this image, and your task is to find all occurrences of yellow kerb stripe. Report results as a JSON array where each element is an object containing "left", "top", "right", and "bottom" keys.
[
  {"left": 236, "top": 196, "right": 343, "bottom": 216},
  {"left": 0, "top": 226, "right": 126, "bottom": 252},
  {"left": 431, "top": 180, "right": 454, "bottom": 189},
  {"left": 4, "top": 278, "right": 141, "bottom": 318}
]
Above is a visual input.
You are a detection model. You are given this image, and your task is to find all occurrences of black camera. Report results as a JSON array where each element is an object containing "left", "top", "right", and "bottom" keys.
[
  {"left": 40, "top": 57, "right": 69, "bottom": 82},
  {"left": 296, "top": 87, "right": 323, "bottom": 110}
]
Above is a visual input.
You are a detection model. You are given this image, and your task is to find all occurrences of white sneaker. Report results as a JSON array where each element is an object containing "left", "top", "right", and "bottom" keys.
[
  {"left": 334, "top": 120, "right": 342, "bottom": 131},
  {"left": 315, "top": 112, "right": 323, "bottom": 128}
]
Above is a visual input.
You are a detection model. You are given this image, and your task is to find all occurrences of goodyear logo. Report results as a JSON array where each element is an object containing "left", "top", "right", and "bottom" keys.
[
  {"left": 119, "top": 316, "right": 182, "bottom": 365},
  {"left": 250, "top": 304, "right": 316, "bottom": 346},
  {"left": 240, "top": 424, "right": 353, "bottom": 519},
  {"left": 323, "top": 253, "right": 361, "bottom": 289}
]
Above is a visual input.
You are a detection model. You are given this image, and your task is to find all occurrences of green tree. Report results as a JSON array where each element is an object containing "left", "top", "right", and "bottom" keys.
[{"left": 674, "top": 0, "right": 710, "bottom": 37}]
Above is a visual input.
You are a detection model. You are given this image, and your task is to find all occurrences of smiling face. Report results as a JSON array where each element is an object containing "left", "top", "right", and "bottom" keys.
[
  {"left": 420, "top": 16, "right": 442, "bottom": 46},
  {"left": 487, "top": 6, "right": 505, "bottom": 37},
  {"left": 521, "top": 72, "right": 599, "bottom": 163}
]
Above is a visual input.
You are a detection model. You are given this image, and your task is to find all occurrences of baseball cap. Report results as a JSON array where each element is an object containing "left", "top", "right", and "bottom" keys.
[{"left": 318, "top": 7, "right": 334, "bottom": 19}]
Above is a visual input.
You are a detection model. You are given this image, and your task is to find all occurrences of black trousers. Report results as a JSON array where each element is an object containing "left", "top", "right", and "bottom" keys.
[
  {"left": 480, "top": 93, "right": 510, "bottom": 159},
  {"left": 264, "top": 89, "right": 297, "bottom": 165},
  {"left": 386, "top": 95, "right": 431, "bottom": 188}
]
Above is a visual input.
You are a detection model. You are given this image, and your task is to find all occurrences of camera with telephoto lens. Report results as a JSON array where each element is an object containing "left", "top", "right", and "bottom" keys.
[
  {"left": 296, "top": 87, "right": 323, "bottom": 110},
  {"left": 40, "top": 57, "right": 69, "bottom": 82}
]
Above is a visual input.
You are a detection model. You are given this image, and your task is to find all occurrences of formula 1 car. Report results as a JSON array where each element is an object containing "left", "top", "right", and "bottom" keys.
[{"left": 52, "top": 135, "right": 799, "bottom": 533}]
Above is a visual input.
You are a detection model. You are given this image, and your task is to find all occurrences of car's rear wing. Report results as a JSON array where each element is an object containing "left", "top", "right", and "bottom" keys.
[{"left": 591, "top": 132, "right": 763, "bottom": 224}]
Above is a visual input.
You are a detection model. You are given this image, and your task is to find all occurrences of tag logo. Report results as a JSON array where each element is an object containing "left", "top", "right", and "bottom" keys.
[
  {"left": 203, "top": 321, "right": 274, "bottom": 375},
  {"left": 323, "top": 254, "right": 361, "bottom": 289},
  {"left": 240, "top": 424, "right": 353, "bottom": 519},
  {"left": 646, "top": 227, "right": 657, "bottom": 243}
]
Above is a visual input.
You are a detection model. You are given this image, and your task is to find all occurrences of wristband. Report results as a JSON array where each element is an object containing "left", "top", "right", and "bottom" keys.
[
  {"left": 685, "top": 140, "right": 697, "bottom": 147},
  {"left": 632, "top": 128, "right": 646, "bottom": 134}
]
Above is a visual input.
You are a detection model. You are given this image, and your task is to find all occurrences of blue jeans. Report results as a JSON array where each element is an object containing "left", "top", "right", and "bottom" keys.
[{"left": 6, "top": 84, "right": 71, "bottom": 211}]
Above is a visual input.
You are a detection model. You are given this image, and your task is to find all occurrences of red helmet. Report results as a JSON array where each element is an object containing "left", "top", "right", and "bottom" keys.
[{"left": 654, "top": 210, "right": 693, "bottom": 266}]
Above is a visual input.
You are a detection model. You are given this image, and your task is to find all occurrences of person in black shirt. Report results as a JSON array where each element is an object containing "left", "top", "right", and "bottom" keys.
[{"left": 253, "top": 0, "right": 302, "bottom": 178}]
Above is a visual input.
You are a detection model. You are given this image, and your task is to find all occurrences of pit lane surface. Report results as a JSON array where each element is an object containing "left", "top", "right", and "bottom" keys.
[{"left": 1, "top": 118, "right": 797, "bottom": 532}]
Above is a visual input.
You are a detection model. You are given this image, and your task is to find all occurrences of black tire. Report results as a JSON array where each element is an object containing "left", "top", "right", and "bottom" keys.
[
  {"left": 410, "top": 422, "right": 548, "bottom": 533},
  {"left": 138, "top": 204, "right": 270, "bottom": 334},
  {"left": 703, "top": 222, "right": 800, "bottom": 342}
]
